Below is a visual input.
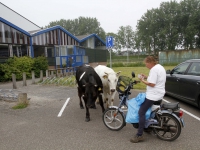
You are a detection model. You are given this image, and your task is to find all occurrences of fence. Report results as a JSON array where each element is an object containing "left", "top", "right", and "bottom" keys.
[{"left": 159, "top": 49, "right": 200, "bottom": 65}]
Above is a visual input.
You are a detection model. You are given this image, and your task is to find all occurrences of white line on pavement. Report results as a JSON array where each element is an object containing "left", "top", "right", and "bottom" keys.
[
  {"left": 57, "top": 98, "right": 70, "bottom": 117},
  {"left": 162, "top": 98, "right": 200, "bottom": 121}
]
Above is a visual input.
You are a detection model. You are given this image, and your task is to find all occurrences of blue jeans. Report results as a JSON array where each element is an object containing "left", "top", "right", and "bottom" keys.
[{"left": 137, "top": 98, "right": 154, "bottom": 136}]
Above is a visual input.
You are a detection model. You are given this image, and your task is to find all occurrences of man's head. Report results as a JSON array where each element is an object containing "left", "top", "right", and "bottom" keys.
[{"left": 144, "top": 56, "right": 157, "bottom": 69}]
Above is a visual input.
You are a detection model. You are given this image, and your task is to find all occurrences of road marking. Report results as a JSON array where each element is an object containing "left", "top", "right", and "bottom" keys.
[
  {"left": 163, "top": 98, "right": 200, "bottom": 121},
  {"left": 57, "top": 98, "right": 70, "bottom": 117}
]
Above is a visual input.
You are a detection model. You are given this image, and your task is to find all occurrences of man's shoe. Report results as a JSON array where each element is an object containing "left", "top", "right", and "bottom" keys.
[{"left": 130, "top": 135, "right": 144, "bottom": 143}]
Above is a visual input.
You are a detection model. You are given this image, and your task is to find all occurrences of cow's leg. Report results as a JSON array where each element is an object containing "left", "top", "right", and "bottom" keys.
[
  {"left": 103, "top": 89, "right": 109, "bottom": 107},
  {"left": 77, "top": 87, "right": 84, "bottom": 109},
  {"left": 83, "top": 97, "right": 90, "bottom": 122},
  {"left": 85, "top": 106, "right": 90, "bottom": 122},
  {"left": 98, "top": 94, "right": 105, "bottom": 113}
]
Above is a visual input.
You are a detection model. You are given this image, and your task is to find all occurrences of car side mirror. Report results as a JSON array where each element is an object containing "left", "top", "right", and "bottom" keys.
[
  {"left": 132, "top": 72, "right": 135, "bottom": 78},
  {"left": 166, "top": 70, "right": 171, "bottom": 74},
  {"left": 166, "top": 69, "right": 174, "bottom": 74}
]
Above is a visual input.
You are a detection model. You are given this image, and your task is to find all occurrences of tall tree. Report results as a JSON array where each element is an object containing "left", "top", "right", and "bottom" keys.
[
  {"left": 116, "top": 26, "right": 135, "bottom": 53},
  {"left": 179, "top": 0, "right": 200, "bottom": 49},
  {"left": 45, "top": 17, "right": 106, "bottom": 40}
]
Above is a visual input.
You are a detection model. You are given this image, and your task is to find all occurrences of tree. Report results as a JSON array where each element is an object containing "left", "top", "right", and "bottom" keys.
[
  {"left": 116, "top": 26, "right": 135, "bottom": 53},
  {"left": 179, "top": 0, "right": 200, "bottom": 49},
  {"left": 135, "top": 0, "right": 200, "bottom": 54},
  {"left": 45, "top": 17, "right": 106, "bottom": 40}
]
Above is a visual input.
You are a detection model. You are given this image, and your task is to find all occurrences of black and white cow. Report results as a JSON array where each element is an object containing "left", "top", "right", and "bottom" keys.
[{"left": 75, "top": 65, "right": 105, "bottom": 122}]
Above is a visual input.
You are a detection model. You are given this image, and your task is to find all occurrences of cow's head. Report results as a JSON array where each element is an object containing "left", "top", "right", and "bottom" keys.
[
  {"left": 103, "top": 71, "right": 121, "bottom": 93},
  {"left": 82, "top": 74, "right": 99, "bottom": 108}
]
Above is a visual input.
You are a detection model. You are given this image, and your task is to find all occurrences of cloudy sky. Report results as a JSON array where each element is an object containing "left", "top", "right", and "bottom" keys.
[{"left": 1, "top": 0, "right": 181, "bottom": 33}]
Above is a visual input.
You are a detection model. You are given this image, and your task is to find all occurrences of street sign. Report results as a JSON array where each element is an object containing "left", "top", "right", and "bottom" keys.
[{"left": 106, "top": 36, "right": 113, "bottom": 48}]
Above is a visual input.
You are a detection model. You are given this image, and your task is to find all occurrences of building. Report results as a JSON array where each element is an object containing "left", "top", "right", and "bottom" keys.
[{"left": 0, "top": 2, "right": 107, "bottom": 68}]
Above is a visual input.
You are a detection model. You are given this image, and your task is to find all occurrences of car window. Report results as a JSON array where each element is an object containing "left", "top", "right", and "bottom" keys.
[
  {"left": 187, "top": 62, "right": 200, "bottom": 76},
  {"left": 172, "top": 62, "right": 190, "bottom": 74}
]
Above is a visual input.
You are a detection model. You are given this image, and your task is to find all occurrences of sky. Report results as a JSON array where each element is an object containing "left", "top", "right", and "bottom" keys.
[{"left": 1, "top": 0, "right": 181, "bottom": 33}]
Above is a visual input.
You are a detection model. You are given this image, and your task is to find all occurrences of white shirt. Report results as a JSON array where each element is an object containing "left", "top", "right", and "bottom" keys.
[{"left": 146, "top": 64, "right": 166, "bottom": 101}]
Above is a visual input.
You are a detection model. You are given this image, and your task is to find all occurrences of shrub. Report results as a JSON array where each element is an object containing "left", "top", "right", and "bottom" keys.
[
  {"left": 32, "top": 56, "right": 48, "bottom": 77},
  {"left": 0, "top": 56, "right": 48, "bottom": 82}
]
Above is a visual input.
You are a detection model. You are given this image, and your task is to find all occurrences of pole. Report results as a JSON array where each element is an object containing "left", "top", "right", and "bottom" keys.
[
  {"left": 109, "top": 48, "right": 112, "bottom": 68},
  {"left": 127, "top": 46, "right": 129, "bottom": 63}
]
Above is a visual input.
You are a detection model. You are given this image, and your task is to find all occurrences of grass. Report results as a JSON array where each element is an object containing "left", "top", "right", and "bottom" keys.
[
  {"left": 12, "top": 102, "right": 29, "bottom": 109},
  {"left": 112, "top": 66, "right": 175, "bottom": 90}
]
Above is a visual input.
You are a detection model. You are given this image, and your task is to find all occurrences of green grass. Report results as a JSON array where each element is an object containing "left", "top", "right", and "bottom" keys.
[
  {"left": 113, "top": 66, "right": 175, "bottom": 90},
  {"left": 12, "top": 102, "right": 29, "bottom": 109}
]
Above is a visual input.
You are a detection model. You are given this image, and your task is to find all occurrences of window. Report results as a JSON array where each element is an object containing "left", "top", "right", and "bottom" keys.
[
  {"left": 172, "top": 62, "right": 190, "bottom": 74},
  {"left": 187, "top": 62, "right": 200, "bottom": 76}
]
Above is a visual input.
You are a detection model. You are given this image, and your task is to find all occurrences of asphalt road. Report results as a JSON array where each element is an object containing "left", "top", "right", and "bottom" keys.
[{"left": 0, "top": 80, "right": 200, "bottom": 150}]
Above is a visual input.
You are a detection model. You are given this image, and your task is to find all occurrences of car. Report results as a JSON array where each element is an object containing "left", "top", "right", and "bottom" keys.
[{"left": 165, "top": 59, "right": 200, "bottom": 108}]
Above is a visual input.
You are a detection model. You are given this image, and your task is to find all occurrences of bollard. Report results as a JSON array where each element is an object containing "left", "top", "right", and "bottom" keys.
[
  {"left": 12, "top": 73, "right": 17, "bottom": 89},
  {"left": 46, "top": 70, "right": 48, "bottom": 78},
  {"left": 63, "top": 67, "right": 67, "bottom": 76},
  {"left": 40, "top": 70, "right": 43, "bottom": 81},
  {"left": 17, "top": 93, "right": 28, "bottom": 104},
  {"left": 32, "top": 71, "right": 35, "bottom": 84},
  {"left": 23, "top": 72, "right": 27, "bottom": 86}
]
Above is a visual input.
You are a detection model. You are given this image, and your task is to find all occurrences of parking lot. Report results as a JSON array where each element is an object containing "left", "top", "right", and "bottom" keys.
[{"left": 0, "top": 80, "right": 200, "bottom": 150}]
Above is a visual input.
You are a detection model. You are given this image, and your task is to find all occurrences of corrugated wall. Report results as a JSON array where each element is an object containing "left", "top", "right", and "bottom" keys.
[{"left": 159, "top": 49, "right": 200, "bottom": 64}]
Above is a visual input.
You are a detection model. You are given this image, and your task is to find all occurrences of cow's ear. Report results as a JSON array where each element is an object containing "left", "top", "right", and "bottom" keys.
[
  {"left": 103, "top": 75, "right": 108, "bottom": 79},
  {"left": 103, "top": 72, "right": 108, "bottom": 79},
  {"left": 116, "top": 71, "right": 121, "bottom": 77}
]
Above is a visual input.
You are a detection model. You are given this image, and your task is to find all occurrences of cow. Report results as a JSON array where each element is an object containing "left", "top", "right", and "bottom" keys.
[
  {"left": 75, "top": 64, "right": 105, "bottom": 122},
  {"left": 94, "top": 65, "right": 121, "bottom": 107}
]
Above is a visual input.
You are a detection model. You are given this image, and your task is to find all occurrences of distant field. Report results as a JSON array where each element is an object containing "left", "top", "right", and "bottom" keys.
[{"left": 112, "top": 66, "right": 175, "bottom": 90}]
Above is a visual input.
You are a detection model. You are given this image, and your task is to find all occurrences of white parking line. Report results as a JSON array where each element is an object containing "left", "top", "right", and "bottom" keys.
[
  {"left": 163, "top": 98, "right": 200, "bottom": 121},
  {"left": 57, "top": 98, "right": 70, "bottom": 117}
]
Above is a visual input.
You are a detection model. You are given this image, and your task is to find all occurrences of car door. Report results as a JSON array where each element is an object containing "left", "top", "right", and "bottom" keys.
[
  {"left": 166, "top": 62, "right": 191, "bottom": 96},
  {"left": 179, "top": 62, "right": 200, "bottom": 102}
]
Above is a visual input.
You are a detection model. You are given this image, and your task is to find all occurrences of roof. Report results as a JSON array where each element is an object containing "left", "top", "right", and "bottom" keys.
[
  {"left": 0, "top": 2, "right": 41, "bottom": 30},
  {"left": 0, "top": 17, "right": 31, "bottom": 36},
  {"left": 30, "top": 25, "right": 80, "bottom": 42},
  {"left": 76, "top": 34, "right": 91, "bottom": 40},
  {"left": 185, "top": 59, "right": 200, "bottom": 62},
  {"left": 78, "top": 33, "right": 106, "bottom": 45}
]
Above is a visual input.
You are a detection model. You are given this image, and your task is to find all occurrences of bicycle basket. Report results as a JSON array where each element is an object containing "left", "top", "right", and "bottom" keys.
[{"left": 116, "top": 76, "right": 132, "bottom": 93}]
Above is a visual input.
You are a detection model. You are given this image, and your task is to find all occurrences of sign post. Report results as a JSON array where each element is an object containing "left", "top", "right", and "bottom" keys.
[{"left": 106, "top": 36, "right": 113, "bottom": 68}]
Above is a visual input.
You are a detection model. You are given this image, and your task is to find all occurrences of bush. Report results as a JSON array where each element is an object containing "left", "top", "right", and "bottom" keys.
[
  {"left": 0, "top": 56, "right": 48, "bottom": 82},
  {"left": 33, "top": 56, "right": 48, "bottom": 78}
]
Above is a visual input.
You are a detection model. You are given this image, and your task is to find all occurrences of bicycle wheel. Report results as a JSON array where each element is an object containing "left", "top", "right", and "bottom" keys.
[
  {"left": 102, "top": 108, "right": 125, "bottom": 131},
  {"left": 153, "top": 113, "right": 181, "bottom": 141}
]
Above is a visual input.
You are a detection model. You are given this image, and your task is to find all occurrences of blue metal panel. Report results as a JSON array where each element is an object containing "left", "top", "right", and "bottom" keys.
[{"left": 30, "top": 37, "right": 34, "bottom": 57}]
